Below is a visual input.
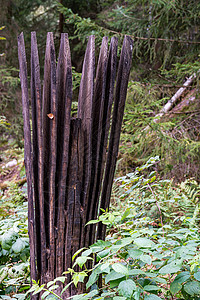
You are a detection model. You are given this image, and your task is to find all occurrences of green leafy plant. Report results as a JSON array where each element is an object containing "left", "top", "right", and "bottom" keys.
[
  {"left": 0, "top": 203, "right": 30, "bottom": 298},
  {"left": 28, "top": 157, "right": 200, "bottom": 299}
]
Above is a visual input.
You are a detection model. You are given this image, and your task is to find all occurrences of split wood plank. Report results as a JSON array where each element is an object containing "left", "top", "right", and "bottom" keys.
[
  {"left": 90, "top": 37, "right": 118, "bottom": 245},
  {"left": 47, "top": 33, "right": 57, "bottom": 281},
  {"left": 42, "top": 33, "right": 52, "bottom": 280},
  {"left": 18, "top": 33, "right": 37, "bottom": 294},
  {"left": 65, "top": 118, "right": 83, "bottom": 298},
  {"left": 56, "top": 33, "right": 72, "bottom": 277},
  {"left": 98, "top": 35, "right": 133, "bottom": 240},
  {"left": 85, "top": 36, "right": 109, "bottom": 246},
  {"left": 77, "top": 36, "right": 95, "bottom": 249},
  {"left": 31, "top": 32, "right": 45, "bottom": 281}
]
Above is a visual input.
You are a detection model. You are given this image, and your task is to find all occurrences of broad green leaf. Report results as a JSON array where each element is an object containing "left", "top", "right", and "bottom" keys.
[
  {"left": 117, "top": 237, "right": 133, "bottom": 247},
  {"left": 41, "top": 291, "right": 50, "bottom": 299},
  {"left": 144, "top": 295, "right": 162, "bottom": 300},
  {"left": 97, "top": 249, "right": 110, "bottom": 259},
  {"left": 73, "top": 256, "right": 93, "bottom": 268},
  {"left": 81, "top": 249, "right": 92, "bottom": 257},
  {"left": 128, "top": 269, "right": 146, "bottom": 275},
  {"left": 48, "top": 285, "right": 59, "bottom": 291},
  {"left": 47, "top": 280, "right": 55, "bottom": 288},
  {"left": 170, "top": 281, "right": 182, "bottom": 295},
  {"left": 105, "top": 271, "right": 125, "bottom": 284},
  {"left": 128, "top": 249, "right": 143, "bottom": 259},
  {"left": 159, "top": 260, "right": 182, "bottom": 274},
  {"left": 86, "top": 219, "right": 99, "bottom": 225},
  {"left": 100, "top": 262, "right": 110, "bottom": 272},
  {"left": 112, "top": 263, "right": 129, "bottom": 276},
  {"left": 194, "top": 272, "right": 200, "bottom": 281},
  {"left": 134, "top": 237, "right": 155, "bottom": 248},
  {"left": 152, "top": 277, "right": 167, "bottom": 284},
  {"left": 113, "top": 297, "right": 126, "bottom": 300},
  {"left": 144, "top": 285, "right": 161, "bottom": 291},
  {"left": 184, "top": 281, "right": 200, "bottom": 296},
  {"left": 77, "top": 271, "right": 87, "bottom": 283},
  {"left": 118, "top": 279, "right": 136, "bottom": 298},
  {"left": 72, "top": 274, "right": 80, "bottom": 287},
  {"left": 12, "top": 238, "right": 25, "bottom": 254},
  {"left": 173, "top": 271, "right": 190, "bottom": 284},
  {"left": 55, "top": 276, "right": 66, "bottom": 284},
  {"left": 110, "top": 277, "right": 126, "bottom": 288},
  {"left": 86, "top": 271, "right": 98, "bottom": 289},
  {"left": 1, "top": 231, "right": 17, "bottom": 250},
  {"left": 140, "top": 254, "right": 152, "bottom": 265},
  {"left": 90, "top": 240, "right": 111, "bottom": 253}
]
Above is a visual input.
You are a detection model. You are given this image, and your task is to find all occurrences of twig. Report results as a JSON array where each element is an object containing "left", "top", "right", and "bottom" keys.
[{"left": 103, "top": 27, "right": 200, "bottom": 44}]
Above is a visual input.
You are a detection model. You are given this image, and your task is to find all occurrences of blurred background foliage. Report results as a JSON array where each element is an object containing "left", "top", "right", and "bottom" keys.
[{"left": 0, "top": 0, "right": 200, "bottom": 181}]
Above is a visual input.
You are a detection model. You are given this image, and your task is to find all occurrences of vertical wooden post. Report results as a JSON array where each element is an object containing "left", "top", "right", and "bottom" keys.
[
  {"left": 31, "top": 32, "right": 46, "bottom": 282},
  {"left": 77, "top": 36, "right": 95, "bottom": 249},
  {"left": 18, "top": 33, "right": 37, "bottom": 296},
  {"left": 56, "top": 33, "right": 72, "bottom": 278}
]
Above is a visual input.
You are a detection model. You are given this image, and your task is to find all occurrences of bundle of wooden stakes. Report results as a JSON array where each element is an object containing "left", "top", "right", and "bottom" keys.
[{"left": 18, "top": 32, "right": 133, "bottom": 298}]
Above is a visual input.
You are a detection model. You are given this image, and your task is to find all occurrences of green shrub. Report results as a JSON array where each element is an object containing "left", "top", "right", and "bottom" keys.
[
  {"left": 0, "top": 203, "right": 30, "bottom": 298},
  {"left": 29, "top": 157, "right": 200, "bottom": 299}
]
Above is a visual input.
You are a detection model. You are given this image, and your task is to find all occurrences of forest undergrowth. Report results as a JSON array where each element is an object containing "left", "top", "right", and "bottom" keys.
[{"left": 1, "top": 153, "right": 200, "bottom": 299}]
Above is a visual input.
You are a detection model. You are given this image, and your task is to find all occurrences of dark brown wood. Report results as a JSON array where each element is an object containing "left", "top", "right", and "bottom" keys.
[
  {"left": 89, "top": 37, "right": 118, "bottom": 245},
  {"left": 18, "top": 33, "right": 37, "bottom": 295},
  {"left": 42, "top": 33, "right": 52, "bottom": 283},
  {"left": 19, "top": 33, "right": 133, "bottom": 298},
  {"left": 56, "top": 33, "right": 72, "bottom": 277},
  {"left": 31, "top": 31, "right": 45, "bottom": 282},
  {"left": 65, "top": 118, "right": 83, "bottom": 297},
  {"left": 77, "top": 36, "right": 95, "bottom": 249},
  {"left": 85, "top": 36, "right": 108, "bottom": 245},
  {"left": 98, "top": 36, "right": 133, "bottom": 240},
  {"left": 47, "top": 33, "right": 57, "bottom": 281}
]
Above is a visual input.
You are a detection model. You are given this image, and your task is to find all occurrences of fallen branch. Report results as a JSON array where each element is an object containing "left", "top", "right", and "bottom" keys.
[{"left": 144, "top": 70, "right": 199, "bottom": 131}]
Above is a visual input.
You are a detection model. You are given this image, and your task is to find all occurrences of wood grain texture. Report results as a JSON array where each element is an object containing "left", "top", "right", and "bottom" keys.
[
  {"left": 31, "top": 32, "right": 45, "bottom": 281},
  {"left": 65, "top": 118, "right": 83, "bottom": 297},
  {"left": 47, "top": 33, "right": 57, "bottom": 281},
  {"left": 98, "top": 36, "right": 133, "bottom": 240},
  {"left": 42, "top": 33, "right": 52, "bottom": 278},
  {"left": 90, "top": 37, "right": 118, "bottom": 244},
  {"left": 18, "top": 32, "right": 37, "bottom": 299},
  {"left": 56, "top": 33, "right": 72, "bottom": 277},
  {"left": 85, "top": 37, "right": 109, "bottom": 246},
  {"left": 77, "top": 36, "right": 95, "bottom": 249}
]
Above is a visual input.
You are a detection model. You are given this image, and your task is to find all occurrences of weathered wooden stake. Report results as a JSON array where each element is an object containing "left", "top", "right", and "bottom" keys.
[{"left": 18, "top": 32, "right": 133, "bottom": 299}]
